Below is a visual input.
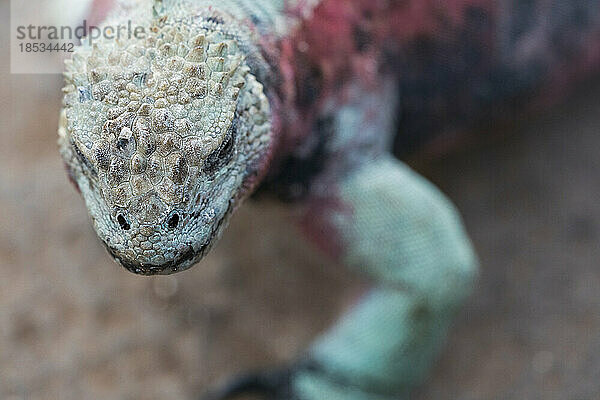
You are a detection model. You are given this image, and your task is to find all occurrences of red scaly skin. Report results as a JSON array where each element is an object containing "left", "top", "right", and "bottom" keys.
[
  {"left": 276, "top": 0, "right": 495, "bottom": 145},
  {"left": 278, "top": 0, "right": 600, "bottom": 162}
]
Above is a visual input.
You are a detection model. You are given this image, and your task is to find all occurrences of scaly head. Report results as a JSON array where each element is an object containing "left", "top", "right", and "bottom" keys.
[{"left": 59, "top": 6, "right": 272, "bottom": 275}]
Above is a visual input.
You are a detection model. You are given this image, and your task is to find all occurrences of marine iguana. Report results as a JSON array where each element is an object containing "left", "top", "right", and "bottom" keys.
[{"left": 58, "top": 0, "right": 600, "bottom": 398}]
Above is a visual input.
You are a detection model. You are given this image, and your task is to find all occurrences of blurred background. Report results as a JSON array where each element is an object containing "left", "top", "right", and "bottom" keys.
[{"left": 2, "top": 0, "right": 600, "bottom": 399}]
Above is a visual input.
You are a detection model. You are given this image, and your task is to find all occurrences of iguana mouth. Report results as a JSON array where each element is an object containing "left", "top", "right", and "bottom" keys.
[
  {"left": 104, "top": 242, "right": 209, "bottom": 276},
  {"left": 103, "top": 201, "right": 234, "bottom": 275}
]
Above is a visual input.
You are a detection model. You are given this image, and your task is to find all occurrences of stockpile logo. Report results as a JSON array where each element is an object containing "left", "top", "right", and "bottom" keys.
[{"left": 10, "top": 1, "right": 146, "bottom": 74}]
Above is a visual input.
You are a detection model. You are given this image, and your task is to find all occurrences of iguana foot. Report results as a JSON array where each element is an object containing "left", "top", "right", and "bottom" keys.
[{"left": 202, "top": 361, "right": 313, "bottom": 400}]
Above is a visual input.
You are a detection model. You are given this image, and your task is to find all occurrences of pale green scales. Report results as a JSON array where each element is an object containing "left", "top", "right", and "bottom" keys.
[
  {"left": 295, "top": 156, "right": 477, "bottom": 399},
  {"left": 60, "top": 1, "right": 479, "bottom": 399}
]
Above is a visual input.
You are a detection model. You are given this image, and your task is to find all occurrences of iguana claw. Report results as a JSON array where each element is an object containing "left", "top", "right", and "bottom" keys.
[{"left": 202, "top": 363, "right": 304, "bottom": 400}]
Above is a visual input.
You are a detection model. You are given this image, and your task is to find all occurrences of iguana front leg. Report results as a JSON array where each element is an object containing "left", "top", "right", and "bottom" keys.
[
  {"left": 209, "top": 74, "right": 477, "bottom": 398},
  {"left": 208, "top": 155, "right": 478, "bottom": 400},
  {"left": 291, "top": 155, "right": 478, "bottom": 399}
]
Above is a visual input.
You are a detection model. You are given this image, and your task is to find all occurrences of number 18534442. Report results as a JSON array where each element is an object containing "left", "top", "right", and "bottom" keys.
[{"left": 19, "top": 42, "right": 74, "bottom": 53}]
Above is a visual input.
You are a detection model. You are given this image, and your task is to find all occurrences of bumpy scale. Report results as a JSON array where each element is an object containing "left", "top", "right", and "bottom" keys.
[{"left": 59, "top": 3, "right": 272, "bottom": 274}]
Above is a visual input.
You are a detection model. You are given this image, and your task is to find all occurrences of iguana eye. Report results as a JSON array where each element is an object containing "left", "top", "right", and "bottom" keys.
[
  {"left": 71, "top": 138, "right": 97, "bottom": 177},
  {"left": 218, "top": 134, "right": 234, "bottom": 159},
  {"left": 203, "top": 127, "right": 236, "bottom": 173},
  {"left": 116, "top": 138, "right": 129, "bottom": 150},
  {"left": 206, "top": 15, "right": 224, "bottom": 25}
]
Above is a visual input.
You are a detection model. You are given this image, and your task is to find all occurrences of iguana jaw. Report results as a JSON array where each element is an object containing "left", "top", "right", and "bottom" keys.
[{"left": 105, "top": 241, "right": 202, "bottom": 275}]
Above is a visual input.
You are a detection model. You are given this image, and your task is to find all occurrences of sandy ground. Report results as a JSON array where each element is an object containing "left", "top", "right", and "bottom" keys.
[
  {"left": 412, "top": 81, "right": 600, "bottom": 400},
  {"left": 1, "top": 1, "right": 600, "bottom": 397}
]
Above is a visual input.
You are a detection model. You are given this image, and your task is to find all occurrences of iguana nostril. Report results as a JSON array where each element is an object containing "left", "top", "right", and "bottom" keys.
[
  {"left": 117, "top": 214, "right": 131, "bottom": 231},
  {"left": 167, "top": 214, "right": 180, "bottom": 229}
]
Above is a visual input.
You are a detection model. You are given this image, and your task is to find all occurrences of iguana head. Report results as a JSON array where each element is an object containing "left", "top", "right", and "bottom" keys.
[{"left": 59, "top": 9, "right": 272, "bottom": 275}]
